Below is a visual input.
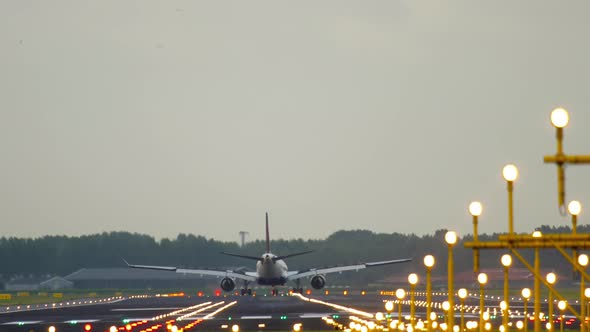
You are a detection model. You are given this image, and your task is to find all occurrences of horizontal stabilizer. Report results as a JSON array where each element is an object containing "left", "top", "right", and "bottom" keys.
[
  {"left": 221, "top": 252, "right": 262, "bottom": 261},
  {"left": 274, "top": 250, "right": 314, "bottom": 261}
]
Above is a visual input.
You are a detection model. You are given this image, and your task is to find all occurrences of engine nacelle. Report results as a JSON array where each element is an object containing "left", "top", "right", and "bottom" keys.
[
  {"left": 310, "top": 275, "right": 326, "bottom": 289},
  {"left": 220, "top": 277, "right": 235, "bottom": 292}
]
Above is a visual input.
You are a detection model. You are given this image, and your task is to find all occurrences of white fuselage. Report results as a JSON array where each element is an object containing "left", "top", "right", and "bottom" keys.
[{"left": 255, "top": 253, "right": 288, "bottom": 286}]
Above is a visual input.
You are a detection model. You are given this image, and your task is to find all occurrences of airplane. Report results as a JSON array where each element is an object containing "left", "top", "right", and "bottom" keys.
[{"left": 125, "top": 213, "right": 412, "bottom": 296}]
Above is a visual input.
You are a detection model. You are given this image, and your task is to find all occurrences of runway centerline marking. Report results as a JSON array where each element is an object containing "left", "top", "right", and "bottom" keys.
[
  {"left": 64, "top": 319, "right": 99, "bottom": 323},
  {"left": 111, "top": 307, "right": 181, "bottom": 311},
  {"left": 2, "top": 321, "right": 42, "bottom": 325},
  {"left": 241, "top": 315, "right": 272, "bottom": 319}
]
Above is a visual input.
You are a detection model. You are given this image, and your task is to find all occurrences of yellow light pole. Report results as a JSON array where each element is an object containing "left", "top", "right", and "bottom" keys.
[
  {"left": 458, "top": 288, "right": 468, "bottom": 332},
  {"left": 569, "top": 200, "right": 582, "bottom": 277},
  {"left": 409, "top": 273, "right": 419, "bottom": 331},
  {"left": 478, "top": 273, "right": 488, "bottom": 332},
  {"left": 500, "top": 301, "right": 508, "bottom": 332},
  {"left": 470, "top": 201, "right": 483, "bottom": 272},
  {"left": 502, "top": 254, "right": 513, "bottom": 332},
  {"left": 385, "top": 301, "right": 394, "bottom": 328},
  {"left": 446, "top": 231, "right": 458, "bottom": 328},
  {"left": 424, "top": 255, "right": 436, "bottom": 332},
  {"left": 579, "top": 254, "right": 589, "bottom": 332},
  {"left": 551, "top": 107, "right": 569, "bottom": 211},
  {"left": 533, "top": 230, "right": 543, "bottom": 332},
  {"left": 585, "top": 288, "right": 590, "bottom": 332},
  {"left": 558, "top": 301, "right": 566, "bottom": 332},
  {"left": 502, "top": 164, "right": 519, "bottom": 235},
  {"left": 443, "top": 301, "right": 451, "bottom": 328},
  {"left": 522, "top": 288, "right": 532, "bottom": 332},
  {"left": 547, "top": 273, "right": 557, "bottom": 332},
  {"left": 544, "top": 108, "right": 590, "bottom": 212},
  {"left": 396, "top": 288, "right": 406, "bottom": 325}
]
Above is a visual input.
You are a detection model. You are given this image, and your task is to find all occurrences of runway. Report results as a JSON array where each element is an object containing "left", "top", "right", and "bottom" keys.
[
  {"left": 0, "top": 290, "right": 567, "bottom": 332},
  {"left": 0, "top": 292, "right": 379, "bottom": 332}
]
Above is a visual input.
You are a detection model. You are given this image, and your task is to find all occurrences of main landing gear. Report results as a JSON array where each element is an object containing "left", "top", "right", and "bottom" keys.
[
  {"left": 291, "top": 279, "right": 304, "bottom": 294},
  {"left": 240, "top": 280, "right": 252, "bottom": 296}
]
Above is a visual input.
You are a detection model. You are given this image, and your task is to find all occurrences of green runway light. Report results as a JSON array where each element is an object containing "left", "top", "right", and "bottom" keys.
[
  {"left": 280, "top": 315, "right": 288, "bottom": 320},
  {"left": 332, "top": 315, "right": 340, "bottom": 319},
  {"left": 70, "top": 320, "right": 78, "bottom": 324},
  {"left": 228, "top": 317, "right": 232, "bottom": 320},
  {"left": 123, "top": 319, "right": 130, "bottom": 323}
]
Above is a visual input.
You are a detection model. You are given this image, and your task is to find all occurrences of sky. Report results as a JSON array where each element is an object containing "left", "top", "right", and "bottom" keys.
[{"left": 1, "top": 1, "right": 590, "bottom": 243}]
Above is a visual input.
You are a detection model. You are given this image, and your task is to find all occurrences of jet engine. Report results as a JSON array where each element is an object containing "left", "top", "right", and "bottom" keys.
[
  {"left": 220, "top": 277, "right": 235, "bottom": 292},
  {"left": 310, "top": 275, "right": 326, "bottom": 289}
]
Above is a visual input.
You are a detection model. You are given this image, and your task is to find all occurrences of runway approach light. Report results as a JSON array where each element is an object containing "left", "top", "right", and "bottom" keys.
[
  {"left": 445, "top": 231, "right": 457, "bottom": 245},
  {"left": 551, "top": 107, "right": 569, "bottom": 128},
  {"left": 502, "top": 164, "right": 519, "bottom": 182},
  {"left": 568, "top": 201, "right": 582, "bottom": 216},
  {"left": 48, "top": 326, "right": 56, "bottom": 332},
  {"left": 232, "top": 324, "right": 240, "bottom": 332},
  {"left": 469, "top": 202, "right": 483, "bottom": 217},
  {"left": 110, "top": 326, "right": 117, "bottom": 332},
  {"left": 293, "top": 323, "right": 303, "bottom": 332},
  {"left": 84, "top": 323, "right": 92, "bottom": 331},
  {"left": 579, "top": 254, "right": 589, "bottom": 267}
]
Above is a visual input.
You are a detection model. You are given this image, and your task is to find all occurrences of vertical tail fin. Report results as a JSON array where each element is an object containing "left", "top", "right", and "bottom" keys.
[{"left": 265, "top": 212, "right": 270, "bottom": 253}]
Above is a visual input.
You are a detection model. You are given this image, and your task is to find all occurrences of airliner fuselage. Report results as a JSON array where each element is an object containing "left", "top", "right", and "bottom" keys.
[{"left": 256, "top": 253, "right": 288, "bottom": 285}]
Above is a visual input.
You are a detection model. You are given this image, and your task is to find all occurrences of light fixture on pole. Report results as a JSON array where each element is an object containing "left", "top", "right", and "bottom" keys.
[
  {"left": 521, "top": 288, "right": 531, "bottom": 332},
  {"left": 409, "top": 273, "right": 419, "bottom": 331},
  {"left": 478, "top": 273, "right": 488, "bottom": 332},
  {"left": 424, "top": 255, "right": 436, "bottom": 332},
  {"left": 469, "top": 201, "right": 483, "bottom": 272},
  {"left": 501, "top": 254, "right": 513, "bottom": 332},
  {"left": 557, "top": 301, "right": 566, "bottom": 332},
  {"left": 445, "top": 231, "right": 458, "bottom": 328},
  {"left": 502, "top": 164, "right": 519, "bottom": 235},
  {"left": 546, "top": 273, "right": 557, "bottom": 332},
  {"left": 545, "top": 108, "right": 590, "bottom": 213},
  {"left": 569, "top": 200, "right": 582, "bottom": 277},
  {"left": 533, "top": 230, "right": 543, "bottom": 332},
  {"left": 548, "top": 107, "right": 569, "bottom": 213},
  {"left": 396, "top": 288, "right": 406, "bottom": 325},
  {"left": 580, "top": 254, "right": 589, "bottom": 332},
  {"left": 458, "top": 288, "right": 468, "bottom": 332},
  {"left": 442, "top": 301, "right": 451, "bottom": 327}
]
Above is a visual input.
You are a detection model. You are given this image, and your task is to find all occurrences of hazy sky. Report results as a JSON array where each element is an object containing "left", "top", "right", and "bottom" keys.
[{"left": 2, "top": 1, "right": 590, "bottom": 243}]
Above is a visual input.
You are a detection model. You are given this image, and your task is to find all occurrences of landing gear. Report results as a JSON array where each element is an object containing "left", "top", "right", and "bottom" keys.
[
  {"left": 292, "top": 280, "right": 303, "bottom": 293},
  {"left": 240, "top": 281, "right": 252, "bottom": 296},
  {"left": 291, "top": 287, "right": 303, "bottom": 294}
]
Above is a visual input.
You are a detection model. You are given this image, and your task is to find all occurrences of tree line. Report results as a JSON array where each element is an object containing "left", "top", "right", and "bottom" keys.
[{"left": 0, "top": 225, "right": 584, "bottom": 283}]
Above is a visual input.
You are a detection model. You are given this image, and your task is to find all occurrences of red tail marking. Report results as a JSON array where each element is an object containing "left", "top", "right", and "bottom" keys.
[{"left": 265, "top": 212, "right": 270, "bottom": 253}]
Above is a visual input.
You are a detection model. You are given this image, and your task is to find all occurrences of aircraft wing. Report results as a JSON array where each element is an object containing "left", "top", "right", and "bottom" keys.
[
  {"left": 287, "top": 258, "right": 412, "bottom": 280},
  {"left": 124, "top": 260, "right": 257, "bottom": 282}
]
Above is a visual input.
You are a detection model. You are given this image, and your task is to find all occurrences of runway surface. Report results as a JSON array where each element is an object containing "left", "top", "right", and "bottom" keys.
[
  {"left": 0, "top": 290, "right": 572, "bottom": 332},
  {"left": 0, "top": 292, "right": 377, "bottom": 332}
]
